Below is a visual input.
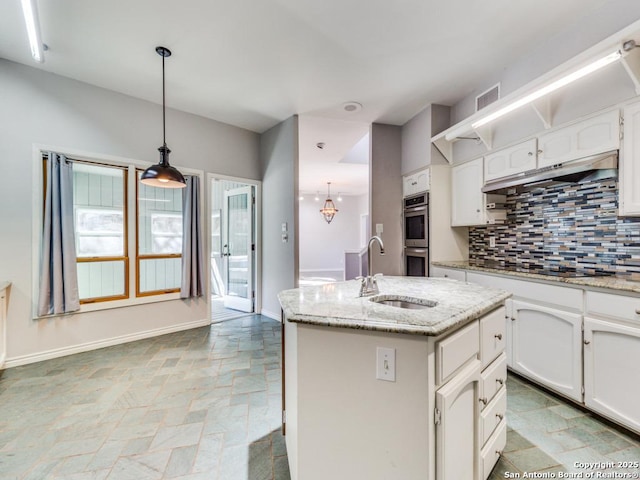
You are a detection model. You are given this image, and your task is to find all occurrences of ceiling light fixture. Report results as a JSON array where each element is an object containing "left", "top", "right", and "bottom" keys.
[
  {"left": 320, "top": 182, "right": 339, "bottom": 224},
  {"left": 21, "top": 0, "right": 45, "bottom": 63},
  {"left": 470, "top": 49, "right": 622, "bottom": 130},
  {"left": 141, "top": 46, "right": 186, "bottom": 189}
]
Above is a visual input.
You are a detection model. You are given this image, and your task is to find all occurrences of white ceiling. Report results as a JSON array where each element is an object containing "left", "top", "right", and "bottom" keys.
[
  {"left": 0, "top": 0, "right": 626, "bottom": 195},
  {"left": 0, "top": 0, "right": 616, "bottom": 135}
]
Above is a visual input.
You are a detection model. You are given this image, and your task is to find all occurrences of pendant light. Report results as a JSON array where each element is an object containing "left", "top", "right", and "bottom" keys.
[
  {"left": 140, "top": 46, "right": 186, "bottom": 189},
  {"left": 320, "top": 182, "right": 339, "bottom": 224}
]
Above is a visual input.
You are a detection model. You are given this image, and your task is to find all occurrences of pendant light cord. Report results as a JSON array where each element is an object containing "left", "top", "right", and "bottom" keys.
[{"left": 162, "top": 52, "right": 166, "bottom": 147}]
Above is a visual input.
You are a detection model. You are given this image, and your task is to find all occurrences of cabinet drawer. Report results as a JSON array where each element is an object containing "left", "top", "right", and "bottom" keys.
[
  {"left": 480, "top": 307, "right": 506, "bottom": 368},
  {"left": 481, "top": 388, "right": 507, "bottom": 446},
  {"left": 481, "top": 420, "right": 507, "bottom": 479},
  {"left": 585, "top": 291, "right": 640, "bottom": 325},
  {"left": 481, "top": 353, "right": 507, "bottom": 407},
  {"left": 436, "top": 320, "right": 479, "bottom": 386},
  {"left": 431, "top": 266, "right": 466, "bottom": 282}
]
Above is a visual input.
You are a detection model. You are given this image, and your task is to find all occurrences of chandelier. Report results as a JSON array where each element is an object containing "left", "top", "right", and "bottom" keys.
[{"left": 320, "top": 182, "right": 339, "bottom": 224}]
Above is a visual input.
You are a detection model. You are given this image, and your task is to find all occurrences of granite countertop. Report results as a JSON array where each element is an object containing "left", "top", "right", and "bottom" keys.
[
  {"left": 278, "top": 276, "right": 510, "bottom": 336},
  {"left": 432, "top": 261, "right": 640, "bottom": 294}
]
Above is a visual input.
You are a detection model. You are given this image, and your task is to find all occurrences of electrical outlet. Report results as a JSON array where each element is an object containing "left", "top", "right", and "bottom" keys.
[
  {"left": 376, "top": 347, "right": 396, "bottom": 382},
  {"left": 489, "top": 237, "right": 496, "bottom": 248}
]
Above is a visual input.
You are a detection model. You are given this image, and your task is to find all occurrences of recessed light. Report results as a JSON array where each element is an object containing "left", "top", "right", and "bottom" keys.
[
  {"left": 343, "top": 102, "right": 362, "bottom": 113},
  {"left": 316, "top": 142, "right": 325, "bottom": 149}
]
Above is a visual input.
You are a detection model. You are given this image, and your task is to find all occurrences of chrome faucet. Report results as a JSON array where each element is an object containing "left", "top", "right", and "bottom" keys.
[{"left": 358, "top": 236, "right": 385, "bottom": 297}]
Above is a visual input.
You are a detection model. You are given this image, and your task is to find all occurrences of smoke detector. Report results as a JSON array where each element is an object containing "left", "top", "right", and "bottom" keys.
[{"left": 342, "top": 102, "right": 362, "bottom": 113}]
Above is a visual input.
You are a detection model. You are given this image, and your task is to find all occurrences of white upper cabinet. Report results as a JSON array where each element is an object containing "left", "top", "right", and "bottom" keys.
[
  {"left": 484, "top": 139, "right": 537, "bottom": 182},
  {"left": 451, "top": 158, "right": 484, "bottom": 226},
  {"left": 403, "top": 168, "right": 430, "bottom": 197},
  {"left": 621, "top": 100, "right": 640, "bottom": 216},
  {"left": 537, "top": 110, "right": 620, "bottom": 168}
]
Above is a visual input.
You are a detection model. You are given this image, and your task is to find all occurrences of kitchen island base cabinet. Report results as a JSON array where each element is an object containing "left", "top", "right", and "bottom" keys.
[{"left": 283, "top": 307, "right": 507, "bottom": 480}]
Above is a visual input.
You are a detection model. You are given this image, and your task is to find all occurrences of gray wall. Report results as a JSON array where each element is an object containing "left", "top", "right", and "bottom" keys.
[
  {"left": 370, "top": 124, "right": 403, "bottom": 276},
  {"left": 0, "top": 59, "right": 260, "bottom": 364},
  {"left": 259, "top": 116, "right": 298, "bottom": 318},
  {"left": 402, "top": 104, "right": 451, "bottom": 174}
]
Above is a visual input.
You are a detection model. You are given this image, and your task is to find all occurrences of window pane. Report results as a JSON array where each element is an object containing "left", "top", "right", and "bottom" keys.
[
  {"left": 77, "top": 261, "right": 126, "bottom": 300},
  {"left": 73, "top": 164, "right": 125, "bottom": 258},
  {"left": 138, "top": 178, "right": 183, "bottom": 254},
  {"left": 139, "top": 257, "right": 181, "bottom": 293}
]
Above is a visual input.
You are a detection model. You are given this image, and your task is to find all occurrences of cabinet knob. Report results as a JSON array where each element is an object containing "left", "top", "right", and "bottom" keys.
[
  {"left": 496, "top": 378, "right": 504, "bottom": 385},
  {"left": 537, "top": 149, "right": 543, "bottom": 154},
  {"left": 494, "top": 333, "right": 503, "bottom": 340},
  {"left": 511, "top": 317, "right": 516, "bottom": 321},
  {"left": 444, "top": 274, "right": 448, "bottom": 278},
  {"left": 476, "top": 209, "right": 481, "bottom": 213},
  {"left": 635, "top": 308, "right": 640, "bottom": 315},
  {"left": 496, "top": 413, "right": 504, "bottom": 420},
  {"left": 496, "top": 450, "right": 503, "bottom": 456},
  {"left": 584, "top": 340, "right": 591, "bottom": 345},
  {"left": 479, "top": 397, "right": 488, "bottom": 406},
  {"left": 528, "top": 151, "right": 533, "bottom": 156}
]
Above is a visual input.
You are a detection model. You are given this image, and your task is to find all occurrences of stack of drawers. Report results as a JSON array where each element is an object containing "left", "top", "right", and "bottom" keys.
[{"left": 479, "top": 308, "right": 507, "bottom": 478}]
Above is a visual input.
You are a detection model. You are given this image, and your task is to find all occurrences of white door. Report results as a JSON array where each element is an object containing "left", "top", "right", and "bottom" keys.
[
  {"left": 511, "top": 300, "right": 582, "bottom": 402},
  {"left": 451, "top": 158, "right": 485, "bottom": 227},
  {"left": 436, "top": 360, "right": 481, "bottom": 480},
  {"left": 223, "top": 186, "right": 254, "bottom": 312},
  {"left": 584, "top": 317, "right": 640, "bottom": 433},
  {"left": 484, "top": 139, "right": 537, "bottom": 182}
]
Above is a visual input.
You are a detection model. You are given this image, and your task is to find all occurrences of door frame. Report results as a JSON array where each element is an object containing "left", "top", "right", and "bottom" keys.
[{"left": 207, "top": 173, "right": 262, "bottom": 320}]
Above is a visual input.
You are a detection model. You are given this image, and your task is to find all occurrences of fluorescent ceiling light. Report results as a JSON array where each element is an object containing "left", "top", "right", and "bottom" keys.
[
  {"left": 471, "top": 50, "right": 622, "bottom": 130},
  {"left": 21, "top": 0, "right": 44, "bottom": 63}
]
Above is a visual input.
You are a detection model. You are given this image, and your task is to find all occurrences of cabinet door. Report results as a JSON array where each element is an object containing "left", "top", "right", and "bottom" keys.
[
  {"left": 504, "top": 299, "right": 513, "bottom": 368},
  {"left": 451, "top": 158, "right": 484, "bottom": 226},
  {"left": 403, "top": 173, "right": 416, "bottom": 197},
  {"left": 436, "top": 360, "right": 481, "bottom": 480},
  {"left": 431, "top": 266, "right": 466, "bottom": 282},
  {"left": 511, "top": 300, "right": 583, "bottom": 402},
  {"left": 415, "top": 169, "right": 430, "bottom": 193},
  {"left": 538, "top": 110, "right": 620, "bottom": 168},
  {"left": 621, "top": 101, "right": 640, "bottom": 215},
  {"left": 584, "top": 317, "right": 640, "bottom": 433},
  {"left": 484, "top": 139, "right": 537, "bottom": 182}
]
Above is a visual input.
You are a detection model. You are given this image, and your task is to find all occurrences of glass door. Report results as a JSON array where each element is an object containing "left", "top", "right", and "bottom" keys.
[{"left": 223, "top": 186, "right": 254, "bottom": 312}]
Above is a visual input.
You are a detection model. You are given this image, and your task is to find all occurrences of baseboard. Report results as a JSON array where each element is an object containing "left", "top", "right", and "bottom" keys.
[
  {"left": 4, "top": 318, "right": 211, "bottom": 369},
  {"left": 260, "top": 309, "right": 281, "bottom": 321}
]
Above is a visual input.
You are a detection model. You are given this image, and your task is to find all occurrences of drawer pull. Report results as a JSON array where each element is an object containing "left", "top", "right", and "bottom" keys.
[
  {"left": 496, "top": 378, "right": 504, "bottom": 385},
  {"left": 494, "top": 333, "right": 503, "bottom": 340},
  {"left": 479, "top": 397, "right": 488, "bottom": 406},
  {"left": 636, "top": 308, "right": 640, "bottom": 315},
  {"left": 511, "top": 317, "right": 516, "bottom": 321},
  {"left": 496, "top": 413, "right": 504, "bottom": 420},
  {"left": 584, "top": 340, "right": 591, "bottom": 345}
]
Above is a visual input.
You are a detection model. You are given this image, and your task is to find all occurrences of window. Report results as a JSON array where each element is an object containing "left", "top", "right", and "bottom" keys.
[
  {"left": 72, "top": 162, "right": 128, "bottom": 303},
  {"left": 136, "top": 171, "right": 183, "bottom": 295},
  {"left": 42, "top": 156, "right": 186, "bottom": 306}
]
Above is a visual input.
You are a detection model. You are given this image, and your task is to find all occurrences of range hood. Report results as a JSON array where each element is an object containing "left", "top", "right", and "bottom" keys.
[{"left": 482, "top": 151, "right": 618, "bottom": 194}]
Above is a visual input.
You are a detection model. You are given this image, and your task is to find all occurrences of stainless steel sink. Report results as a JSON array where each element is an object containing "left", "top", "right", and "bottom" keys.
[{"left": 369, "top": 295, "right": 437, "bottom": 309}]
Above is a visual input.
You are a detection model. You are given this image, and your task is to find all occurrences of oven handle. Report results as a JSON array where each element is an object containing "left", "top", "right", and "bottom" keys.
[
  {"left": 404, "top": 248, "right": 428, "bottom": 254},
  {"left": 404, "top": 205, "right": 427, "bottom": 213}
]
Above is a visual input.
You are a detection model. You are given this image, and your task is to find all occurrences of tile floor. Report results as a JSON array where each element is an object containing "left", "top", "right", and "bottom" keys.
[{"left": 0, "top": 315, "right": 638, "bottom": 479}]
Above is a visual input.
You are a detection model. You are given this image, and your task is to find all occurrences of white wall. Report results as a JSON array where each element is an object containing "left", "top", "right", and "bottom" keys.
[
  {"left": 0, "top": 59, "right": 260, "bottom": 365},
  {"left": 260, "top": 116, "right": 298, "bottom": 319},
  {"left": 298, "top": 194, "right": 367, "bottom": 273}
]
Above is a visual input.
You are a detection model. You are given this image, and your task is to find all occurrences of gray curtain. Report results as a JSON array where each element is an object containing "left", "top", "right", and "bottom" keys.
[
  {"left": 38, "top": 153, "right": 80, "bottom": 316},
  {"left": 181, "top": 176, "right": 204, "bottom": 298}
]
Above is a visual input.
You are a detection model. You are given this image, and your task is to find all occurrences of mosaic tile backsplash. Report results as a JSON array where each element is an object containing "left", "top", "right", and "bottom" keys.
[{"left": 469, "top": 178, "right": 640, "bottom": 277}]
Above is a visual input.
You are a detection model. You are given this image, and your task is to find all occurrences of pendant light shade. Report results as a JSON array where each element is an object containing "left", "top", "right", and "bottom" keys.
[
  {"left": 141, "top": 46, "right": 186, "bottom": 189},
  {"left": 320, "top": 182, "right": 338, "bottom": 224}
]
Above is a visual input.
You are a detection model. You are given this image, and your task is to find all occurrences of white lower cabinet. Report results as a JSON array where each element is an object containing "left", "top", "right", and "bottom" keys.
[
  {"left": 431, "top": 266, "right": 467, "bottom": 282},
  {"left": 436, "top": 360, "right": 482, "bottom": 480},
  {"left": 511, "top": 300, "right": 583, "bottom": 402},
  {"left": 584, "top": 316, "right": 640, "bottom": 432}
]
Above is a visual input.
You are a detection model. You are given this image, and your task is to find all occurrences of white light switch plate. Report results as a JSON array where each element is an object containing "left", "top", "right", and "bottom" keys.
[
  {"left": 376, "top": 223, "right": 383, "bottom": 235},
  {"left": 376, "top": 347, "right": 395, "bottom": 382}
]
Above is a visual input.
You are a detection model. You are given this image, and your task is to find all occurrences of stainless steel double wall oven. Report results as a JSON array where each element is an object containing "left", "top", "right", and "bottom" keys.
[{"left": 403, "top": 192, "right": 429, "bottom": 276}]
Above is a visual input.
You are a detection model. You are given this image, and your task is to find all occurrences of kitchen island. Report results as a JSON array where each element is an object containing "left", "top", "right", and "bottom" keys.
[{"left": 278, "top": 276, "right": 511, "bottom": 480}]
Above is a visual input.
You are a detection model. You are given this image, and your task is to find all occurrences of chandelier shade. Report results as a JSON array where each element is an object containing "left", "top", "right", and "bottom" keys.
[{"left": 319, "top": 182, "right": 339, "bottom": 224}]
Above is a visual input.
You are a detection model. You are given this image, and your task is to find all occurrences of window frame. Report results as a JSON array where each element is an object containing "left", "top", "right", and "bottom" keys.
[
  {"left": 135, "top": 167, "right": 183, "bottom": 297},
  {"left": 33, "top": 146, "right": 203, "bottom": 318}
]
